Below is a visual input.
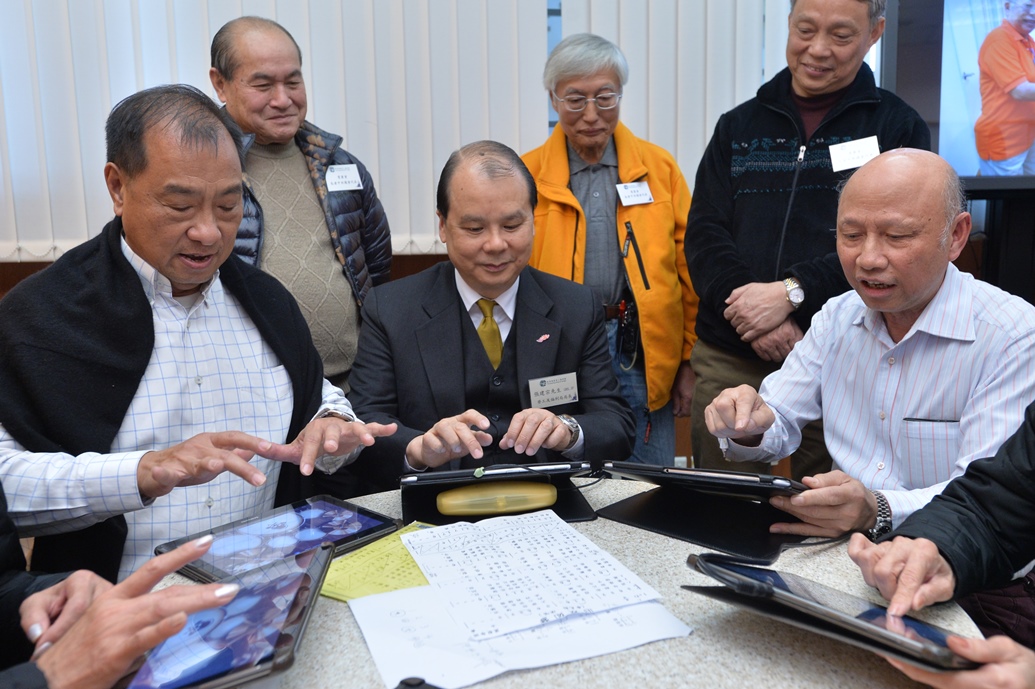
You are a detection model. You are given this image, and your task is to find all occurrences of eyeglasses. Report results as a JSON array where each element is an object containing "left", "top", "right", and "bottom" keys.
[{"left": 552, "top": 92, "right": 622, "bottom": 112}]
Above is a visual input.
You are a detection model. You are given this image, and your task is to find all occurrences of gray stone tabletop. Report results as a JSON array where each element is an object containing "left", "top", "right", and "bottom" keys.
[{"left": 226, "top": 479, "right": 981, "bottom": 688}]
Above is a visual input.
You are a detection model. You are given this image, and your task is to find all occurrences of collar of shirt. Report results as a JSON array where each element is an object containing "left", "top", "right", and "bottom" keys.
[
  {"left": 857, "top": 263, "right": 976, "bottom": 344},
  {"left": 567, "top": 136, "right": 618, "bottom": 174},
  {"left": 120, "top": 236, "right": 222, "bottom": 310},
  {"left": 454, "top": 269, "right": 519, "bottom": 343}
]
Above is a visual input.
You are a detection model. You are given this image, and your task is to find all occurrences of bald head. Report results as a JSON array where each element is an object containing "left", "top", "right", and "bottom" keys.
[
  {"left": 211, "top": 17, "right": 301, "bottom": 80},
  {"left": 836, "top": 149, "right": 971, "bottom": 341}
]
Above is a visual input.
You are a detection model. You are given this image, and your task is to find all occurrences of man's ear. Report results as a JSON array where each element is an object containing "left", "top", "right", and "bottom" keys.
[
  {"left": 437, "top": 211, "right": 447, "bottom": 243},
  {"left": 104, "top": 162, "right": 127, "bottom": 217},
  {"left": 210, "top": 67, "right": 228, "bottom": 103}
]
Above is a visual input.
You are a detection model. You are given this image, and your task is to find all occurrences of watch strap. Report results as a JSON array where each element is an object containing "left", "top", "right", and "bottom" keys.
[{"left": 867, "top": 490, "right": 893, "bottom": 541}]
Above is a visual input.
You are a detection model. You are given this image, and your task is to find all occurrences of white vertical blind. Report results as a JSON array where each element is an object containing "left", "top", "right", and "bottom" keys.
[{"left": 0, "top": 0, "right": 789, "bottom": 260}]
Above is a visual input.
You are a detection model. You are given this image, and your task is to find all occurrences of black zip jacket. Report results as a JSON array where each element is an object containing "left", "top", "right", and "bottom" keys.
[{"left": 685, "top": 64, "right": 930, "bottom": 358}]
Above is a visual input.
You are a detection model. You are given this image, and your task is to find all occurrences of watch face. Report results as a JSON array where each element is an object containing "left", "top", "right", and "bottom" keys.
[{"left": 789, "top": 288, "right": 805, "bottom": 305}]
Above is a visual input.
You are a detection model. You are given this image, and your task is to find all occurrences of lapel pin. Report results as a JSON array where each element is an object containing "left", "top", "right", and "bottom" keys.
[{"left": 536, "top": 334, "right": 550, "bottom": 343}]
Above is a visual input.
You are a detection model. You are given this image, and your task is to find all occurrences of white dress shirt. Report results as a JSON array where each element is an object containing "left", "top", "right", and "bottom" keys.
[
  {"left": 724, "top": 264, "right": 1035, "bottom": 527},
  {"left": 0, "top": 240, "right": 357, "bottom": 578}
]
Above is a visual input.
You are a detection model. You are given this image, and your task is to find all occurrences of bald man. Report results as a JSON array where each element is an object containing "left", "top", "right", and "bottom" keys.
[{"left": 704, "top": 149, "right": 1035, "bottom": 539}]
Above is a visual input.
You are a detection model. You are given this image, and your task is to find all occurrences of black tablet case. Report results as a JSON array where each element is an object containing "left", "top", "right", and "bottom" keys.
[
  {"left": 596, "top": 483, "right": 806, "bottom": 561},
  {"left": 400, "top": 469, "right": 596, "bottom": 525}
]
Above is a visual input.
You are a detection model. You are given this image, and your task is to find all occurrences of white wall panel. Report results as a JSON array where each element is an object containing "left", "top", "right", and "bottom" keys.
[{"left": 0, "top": 0, "right": 788, "bottom": 259}]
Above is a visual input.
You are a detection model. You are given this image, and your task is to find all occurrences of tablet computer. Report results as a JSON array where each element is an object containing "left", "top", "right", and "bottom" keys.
[
  {"left": 155, "top": 495, "right": 398, "bottom": 582},
  {"left": 399, "top": 462, "right": 596, "bottom": 524},
  {"left": 685, "top": 554, "right": 979, "bottom": 671},
  {"left": 604, "top": 461, "right": 806, "bottom": 500},
  {"left": 123, "top": 544, "right": 333, "bottom": 689}
]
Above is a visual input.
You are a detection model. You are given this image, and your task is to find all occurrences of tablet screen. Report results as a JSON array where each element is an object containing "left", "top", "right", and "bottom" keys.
[
  {"left": 126, "top": 547, "right": 330, "bottom": 689},
  {"left": 721, "top": 562, "right": 955, "bottom": 651},
  {"left": 201, "top": 499, "right": 386, "bottom": 577}
]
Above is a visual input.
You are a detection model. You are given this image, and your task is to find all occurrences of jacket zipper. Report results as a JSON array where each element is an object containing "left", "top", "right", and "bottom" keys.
[
  {"left": 622, "top": 221, "right": 651, "bottom": 290},
  {"left": 773, "top": 145, "right": 806, "bottom": 280}
]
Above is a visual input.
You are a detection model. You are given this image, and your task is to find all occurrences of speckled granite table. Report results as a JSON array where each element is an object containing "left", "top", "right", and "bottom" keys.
[{"left": 264, "top": 479, "right": 980, "bottom": 688}]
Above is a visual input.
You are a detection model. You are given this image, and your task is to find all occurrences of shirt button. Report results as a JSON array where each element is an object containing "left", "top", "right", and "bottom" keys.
[
  {"left": 194, "top": 376, "right": 203, "bottom": 386},
  {"left": 879, "top": 411, "right": 886, "bottom": 420},
  {"left": 877, "top": 462, "right": 885, "bottom": 470},
  {"left": 492, "top": 376, "right": 503, "bottom": 386},
  {"left": 888, "top": 357, "right": 895, "bottom": 365},
  {"left": 205, "top": 497, "right": 214, "bottom": 508},
  {"left": 593, "top": 191, "right": 600, "bottom": 197}
]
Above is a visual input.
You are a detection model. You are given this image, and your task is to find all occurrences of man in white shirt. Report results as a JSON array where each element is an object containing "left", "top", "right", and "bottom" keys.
[
  {"left": 0, "top": 85, "right": 395, "bottom": 581},
  {"left": 704, "top": 148, "right": 1035, "bottom": 539}
]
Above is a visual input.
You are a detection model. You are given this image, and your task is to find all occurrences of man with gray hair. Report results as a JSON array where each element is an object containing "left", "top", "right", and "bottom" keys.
[
  {"left": 348, "top": 140, "right": 634, "bottom": 482},
  {"left": 0, "top": 84, "right": 395, "bottom": 582},
  {"left": 704, "top": 149, "right": 1035, "bottom": 540},
  {"left": 210, "top": 16, "right": 392, "bottom": 498},
  {"left": 686, "top": 0, "right": 930, "bottom": 480}
]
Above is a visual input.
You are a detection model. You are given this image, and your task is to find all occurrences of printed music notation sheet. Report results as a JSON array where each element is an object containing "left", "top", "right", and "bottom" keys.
[{"left": 400, "top": 510, "right": 659, "bottom": 639}]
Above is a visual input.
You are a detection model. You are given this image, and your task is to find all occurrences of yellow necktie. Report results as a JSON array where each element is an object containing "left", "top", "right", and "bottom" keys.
[{"left": 476, "top": 298, "right": 503, "bottom": 369}]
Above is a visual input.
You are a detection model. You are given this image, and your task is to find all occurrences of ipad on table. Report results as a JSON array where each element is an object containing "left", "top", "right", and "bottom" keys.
[
  {"left": 596, "top": 462, "right": 808, "bottom": 561},
  {"left": 604, "top": 461, "right": 806, "bottom": 499},
  {"left": 685, "top": 553, "right": 979, "bottom": 672},
  {"left": 399, "top": 461, "right": 596, "bottom": 524},
  {"left": 123, "top": 544, "right": 333, "bottom": 689},
  {"left": 155, "top": 495, "right": 397, "bottom": 583}
]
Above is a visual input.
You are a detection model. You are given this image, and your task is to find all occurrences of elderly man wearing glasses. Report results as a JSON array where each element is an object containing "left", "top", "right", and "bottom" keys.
[{"left": 522, "top": 33, "right": 698, "bottom": 467}]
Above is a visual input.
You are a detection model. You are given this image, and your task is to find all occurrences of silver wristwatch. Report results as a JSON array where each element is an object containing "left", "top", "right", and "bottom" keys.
[
  {"left": 867, "top": 491, "right": 893, "bottom": 541},
  {"left": 784, "top": 277, "right": 805, "bottom": 310},
  {"left": 556, "top": 414, "right": 581, "bottom": 451}
]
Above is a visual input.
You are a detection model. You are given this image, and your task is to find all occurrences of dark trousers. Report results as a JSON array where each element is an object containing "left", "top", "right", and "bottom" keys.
[{"left": 958, "top": 573, "right": 1035, "bottom": 649}]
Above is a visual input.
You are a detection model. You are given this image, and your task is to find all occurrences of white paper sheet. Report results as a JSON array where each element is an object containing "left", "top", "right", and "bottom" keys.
[
  {"left": 400, "top": 510, "right": 660, "bottom": 638},
  {"left": 350, "top": 585, "right": 691, "bottom": 689}
]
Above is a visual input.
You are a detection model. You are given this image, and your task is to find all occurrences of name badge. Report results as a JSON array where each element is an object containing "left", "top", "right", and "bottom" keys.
[
  {"left": 616, "top": 181, "right": 653, "bottom": 206},
  {"left": 828, "top": 136, "right": 880, "bottom": 173},
  {"left": 529, "top": 372, "right": 579, "bottom": 409},
  {"left": 326, "top": 164, "right": 363, "bottom": 192}
]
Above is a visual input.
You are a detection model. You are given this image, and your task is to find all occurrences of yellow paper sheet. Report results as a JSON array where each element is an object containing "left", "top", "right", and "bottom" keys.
[{"left": 320, "top": 522, "right": 432, "bottom": 602}]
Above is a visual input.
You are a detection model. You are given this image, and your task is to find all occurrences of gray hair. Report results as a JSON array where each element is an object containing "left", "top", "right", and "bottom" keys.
[
  {"left": 790, "top": 0, "right": 886, "bottom": 26},
  {"left": 106, "top": 84, "right": 245, "bottom": 177},
  {"left": 211, "top": 16, "right": 302, "bottom": 79},
  {"left": 543, "top": 33, "right": 629, "bottom": 93}
]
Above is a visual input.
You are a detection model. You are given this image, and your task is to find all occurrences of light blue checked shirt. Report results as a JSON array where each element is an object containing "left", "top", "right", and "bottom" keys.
[
  {"left": 723, "top": 264, "right": 1035, "bottom": 527},
  {"left": 0, "top": 239, "right": 358, "bottom": 579}
]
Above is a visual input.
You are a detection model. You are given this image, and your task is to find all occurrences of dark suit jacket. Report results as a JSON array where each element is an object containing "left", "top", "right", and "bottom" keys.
[{"left": 348, "top": 262, "right": 634, "bottom": 486}]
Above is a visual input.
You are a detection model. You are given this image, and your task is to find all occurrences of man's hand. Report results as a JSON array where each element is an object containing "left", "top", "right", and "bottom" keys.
[
  {"left": 671, "top": 361, "right": 696, "bottom": 417},
  {"left": 886, "top": 635, "right": 1035, "bottom": 689},
  {"left": 137, "top": 431, "right": 276, "bottom": 499},
  {"left": 769, "top": 470, "right": 878, "bottom": 537},
  {"left": 704, "top": 384, "right": 775, "bottom": 444},
  {"left": 848, "top": 533, "right": 956, "bottom": 616},
  {"left": 258, "top": 417, "right": 398, "bottom": 476},
  {"left": 406, "top": 410, "right": 494, "bottom": 470},
  {"left": 20, "top": 571, "right": 113, "bottom": 657},
  {"left": 33, "top": 536, "right": 240, "bottom": 689},
  {"left": 750, "top": 317, "right": 804, "bottom": 362},
  {"left": 724, "top": 282, "right": 794, "bottom": 342},
  {"left": 500, "top": 409, "right": 574, "bottom": 455}
]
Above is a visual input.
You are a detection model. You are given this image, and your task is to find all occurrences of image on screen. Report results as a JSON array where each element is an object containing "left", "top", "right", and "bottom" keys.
[
  {"left": 126, "top": 553, "right": 318, "bottom": 689},
  {"left": 722, "top": 563, "right": 955, "bottom": 649},
  {"left": 201, "top": 500, "right": 382, "bottom": 576}
]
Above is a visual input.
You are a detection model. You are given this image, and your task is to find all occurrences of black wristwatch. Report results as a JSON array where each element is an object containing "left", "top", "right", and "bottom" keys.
[{"left": 867, "top": 490, "right": 892, "bottom": 541}]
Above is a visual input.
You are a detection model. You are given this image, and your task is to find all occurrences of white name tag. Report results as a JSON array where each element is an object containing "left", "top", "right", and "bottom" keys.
[
  {"left": 828, "top": 136, "right": 880, "bottom": 173},
  {"left": 616, "top": 181, "right": 653, "bottom": 206},
  {"left": 529, "top": 372, "right": 579, "bottom": 409},
  {"left": 326, "top": 164, "right": 363, "bottom": 191}
]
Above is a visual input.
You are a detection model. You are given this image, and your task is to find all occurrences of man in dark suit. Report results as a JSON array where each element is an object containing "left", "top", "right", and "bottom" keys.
[{"left": 349, "top": 140, "right": 634, "bottom": 483}]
